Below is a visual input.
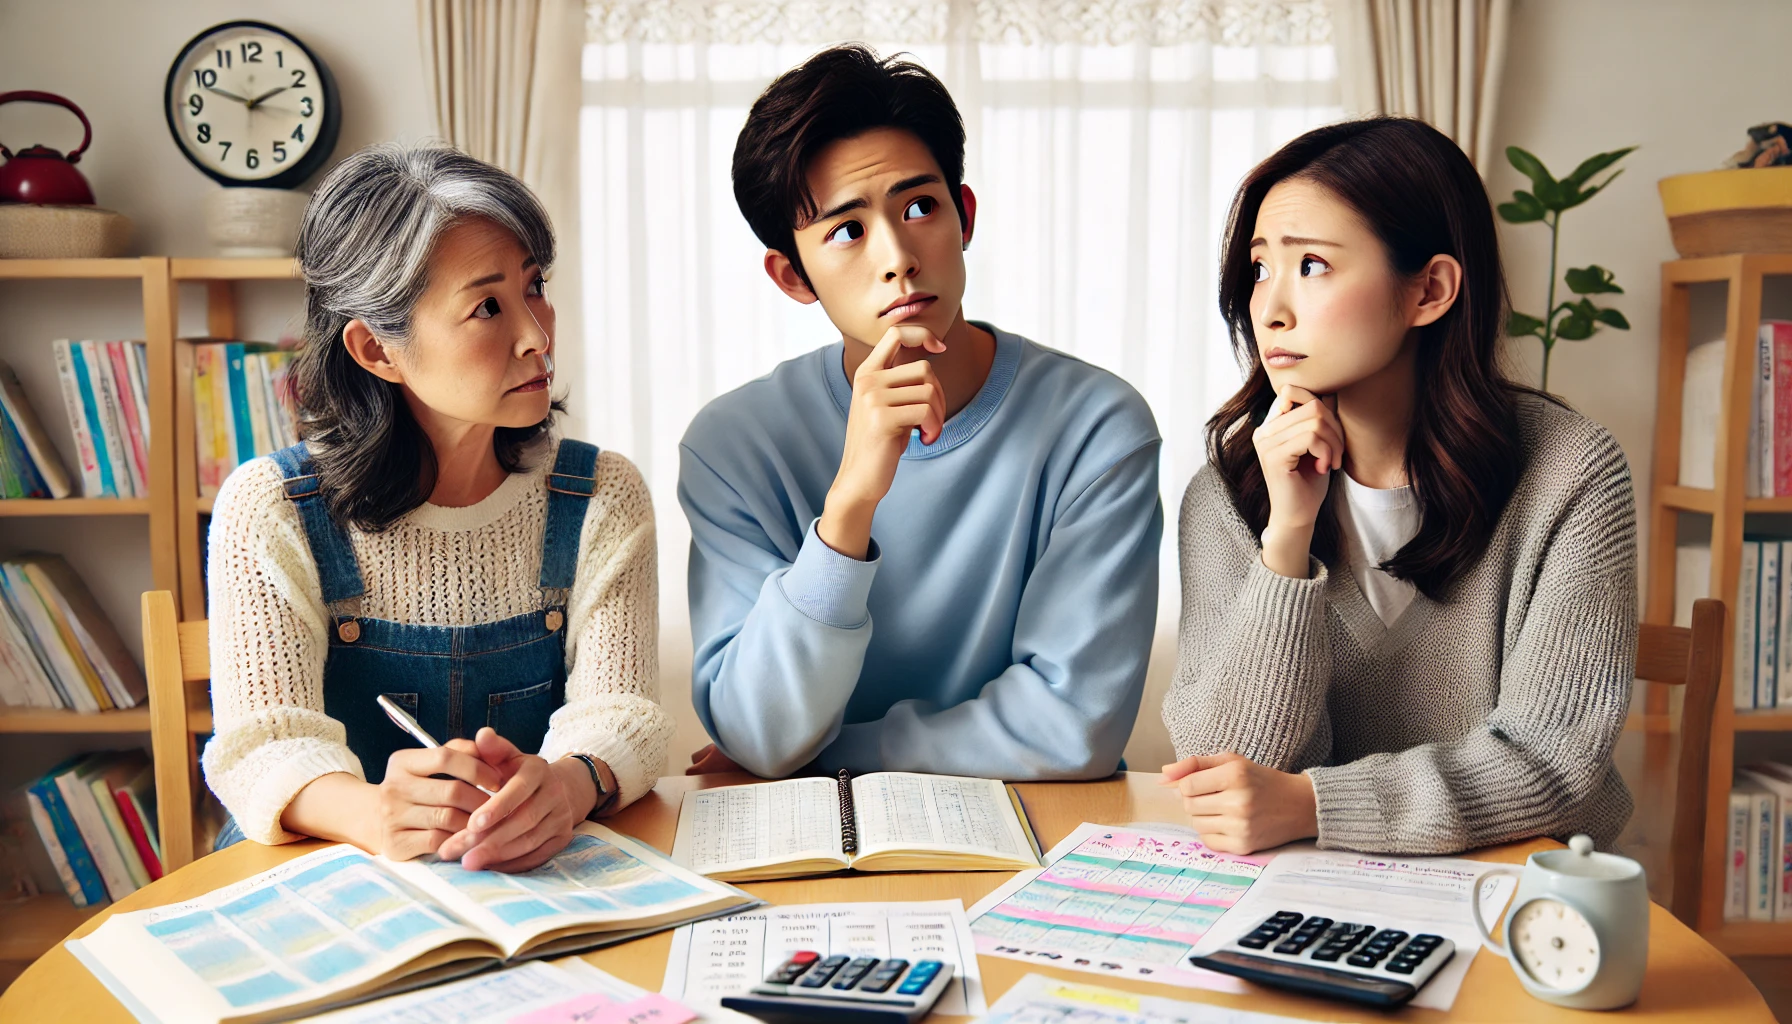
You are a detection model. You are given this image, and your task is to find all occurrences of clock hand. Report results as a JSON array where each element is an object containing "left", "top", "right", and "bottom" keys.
[
  {"left": 204, "top": 85, "right": 252, "bottom": 105},
  {"left": 246, "top": 86, "right": 289, "bottom": 110}
]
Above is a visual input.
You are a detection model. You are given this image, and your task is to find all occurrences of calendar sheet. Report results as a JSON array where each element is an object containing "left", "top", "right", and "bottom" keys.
[
  {"left": 968, "top": 822, "right": 1268, "bottom": 992},
  {"left": 660, "top": 900, "right": 987, "bottom": 1020}
]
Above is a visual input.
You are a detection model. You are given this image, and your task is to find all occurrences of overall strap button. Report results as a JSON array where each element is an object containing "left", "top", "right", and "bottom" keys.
[
  {"left": 337, "top": 620, "right": 361, "bottom": 643},
  {"left": 544, "top": 609, "right": 563, "bottom": 632}
]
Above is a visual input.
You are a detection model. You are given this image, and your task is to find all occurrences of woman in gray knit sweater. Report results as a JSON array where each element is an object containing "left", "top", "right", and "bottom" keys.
[{"left": 1161, "top": 117, "right": 1635, "bottom": 856}]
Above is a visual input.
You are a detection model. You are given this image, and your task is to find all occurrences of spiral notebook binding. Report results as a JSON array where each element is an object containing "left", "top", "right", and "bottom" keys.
[{"left": 837, "top": 768, "right": 858, "bottom": 854}]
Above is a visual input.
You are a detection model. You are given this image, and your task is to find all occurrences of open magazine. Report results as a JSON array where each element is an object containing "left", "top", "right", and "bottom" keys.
[
  {"left": 66, "top": 822, "right": 755, "bottom": 1024},
  {"left": 671, "top": 772, "right": 1043, "bottom": 881}
]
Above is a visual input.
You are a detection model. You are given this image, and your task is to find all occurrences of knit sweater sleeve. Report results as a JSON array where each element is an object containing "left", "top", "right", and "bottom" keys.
[
  {"left": 538, "top": 451, "right": 672, "bottom": 810},
  {"left": 1162, "top": 466, "right": 1335, "bottom": 769},
  {"left": 200, "top": 457, "right": 365, "bottom": 846},
  {"left": 1307, "top": 426, "right": 1638, "bottom": 854}
]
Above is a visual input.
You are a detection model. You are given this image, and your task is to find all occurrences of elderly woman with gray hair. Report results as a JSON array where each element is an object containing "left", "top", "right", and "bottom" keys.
[{"left": 202, "top": 142, "right": 669, "bottom": 873}]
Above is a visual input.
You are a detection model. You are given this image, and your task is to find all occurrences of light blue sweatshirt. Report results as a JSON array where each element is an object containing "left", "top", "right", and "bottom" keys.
[{"left": 678, "top": 324, "right": 1163, "bottom": 780}]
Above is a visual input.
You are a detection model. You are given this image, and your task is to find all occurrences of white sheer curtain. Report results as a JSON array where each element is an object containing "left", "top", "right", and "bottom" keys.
[{"left": 578, "top": 0, "right": 1341, "bottom": 768}]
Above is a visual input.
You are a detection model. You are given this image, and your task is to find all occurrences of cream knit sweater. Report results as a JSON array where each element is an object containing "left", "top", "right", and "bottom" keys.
[
  {"left": 1165, "top": 394, "right": 1636, "bottom": 854},
  {"left": 201, "top": 438, "right": 671, "bottom": 845}
]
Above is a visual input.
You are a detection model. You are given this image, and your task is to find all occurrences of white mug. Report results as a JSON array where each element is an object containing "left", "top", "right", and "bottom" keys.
[{"left": 1471, "top": 835, "right": 1649, "bottom": 1010}]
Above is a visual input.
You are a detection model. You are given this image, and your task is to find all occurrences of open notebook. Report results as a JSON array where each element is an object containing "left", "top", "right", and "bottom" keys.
[
  {"left": 66, "top": 822, "right": 755, "bottom": 1024},
  {"left": 671, "top": 771, "right": 1044, "bottom": 881}
]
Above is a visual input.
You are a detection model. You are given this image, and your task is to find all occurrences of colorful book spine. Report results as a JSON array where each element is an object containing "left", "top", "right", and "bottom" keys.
[
  {"left": 113, "top": 789, "right": 162, "bottom": 882},
  {"left": 1772, "top": 321, "right": 1792, "bottom": 496},
  {"left": 1780, "top": 542, "right": 1792, "bottom": 709},
  {"left": 69, "top": 341, "right": 118, "bottom": 497},
  {"left": 1738, "top": 540, "right": 1762, "bottom": 710},
  {"left": 1761, "top": 542, "right": 1781, "bottom": 710},
  {"left": 25, "top": 791, "right": 88, "bottom": 906},
  {"left": 90, "top": 775, "right": 148, "bottom": 889},
  {"left": 0, "top": 359, "right": 73, "bottom": 498},
  {"left": 29, "top": 764, "right": 105, "bottom": 906},
  {"left": 244, "top": 353, "right": 272, "bottom": 457},
  {"left": 53, "top": 759, "right": 133, "bottom": 902},
  {"left": 1728, "top": 789, "right": 1752, "bottom": 920},
  {"left": 210, "top": 344, "right": 235, "bottom": 484},
  {"left": 193, "top": 345, "right": 219, "bottom": 496},
  {"left": 0, "top": 564, "right": 94, "bottom": 712},
  {"left": 51, "top": 340, "right": 101, "bottom": 496},
  {"left": 84, "top": 339, "right": 133, "bottom": 498},
  {"left": 108, "top": 342, "right": 150, "bottom": 497}
]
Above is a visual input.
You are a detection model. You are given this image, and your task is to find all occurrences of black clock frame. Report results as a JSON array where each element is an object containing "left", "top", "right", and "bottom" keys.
[{"left": 162, "top": 19, "right": 342, "bottom": 190}]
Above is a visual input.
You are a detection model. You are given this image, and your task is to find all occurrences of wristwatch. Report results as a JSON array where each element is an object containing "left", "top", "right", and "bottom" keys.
[{"left": 567, "top": 753, "right": 619, "bottom": 819}]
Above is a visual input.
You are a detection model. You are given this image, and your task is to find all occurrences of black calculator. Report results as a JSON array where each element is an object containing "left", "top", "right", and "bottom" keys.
[
  {"left": 719, "top": 950, "right": 954, "bottom": 1023},
  {"left": 1188, "top": 909, "right": 1455, "bottom": 1008}
]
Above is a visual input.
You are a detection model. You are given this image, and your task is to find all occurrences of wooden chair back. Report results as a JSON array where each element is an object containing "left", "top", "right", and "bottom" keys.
[
  {"left": 142, "top": 590, "right": 211, "bottom": 873},
  {"left": 1635, "top": 597, "right": 1724, "bottom": 928}
]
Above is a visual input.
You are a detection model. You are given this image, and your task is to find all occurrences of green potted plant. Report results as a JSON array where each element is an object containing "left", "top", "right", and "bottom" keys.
[{"left": 1496, "top": 145, "right": 1636, "bottom": 391}]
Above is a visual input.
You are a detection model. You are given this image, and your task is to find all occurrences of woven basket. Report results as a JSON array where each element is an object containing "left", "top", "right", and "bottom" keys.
[
  {"left": 1658, "top": 167, "right": 1792, "bottom": 258},
  {"left": 0, "top": 204, "right": 133, "bottom": 258}
]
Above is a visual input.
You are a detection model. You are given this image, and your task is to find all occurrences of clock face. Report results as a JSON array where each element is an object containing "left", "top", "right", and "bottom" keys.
[
  {"left": 1510, "top": 898, "right": 1601, "bottom": 991},
  {"left": 164, "top": 21, "right": 339, "bottom": 188}
]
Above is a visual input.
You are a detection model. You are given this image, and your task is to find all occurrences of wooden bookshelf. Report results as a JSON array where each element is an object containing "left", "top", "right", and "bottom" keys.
[
  {"left": 0, "top": 498, "right": 150, "bottom": 516},
  {"left": 1644, "top": 251, "right": 1792, "bottom": 954},
  {"left": 0, "top": 707, "right": 211, "bottom": 734}
]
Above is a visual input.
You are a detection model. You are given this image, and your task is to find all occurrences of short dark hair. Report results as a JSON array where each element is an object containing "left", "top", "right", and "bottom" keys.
[
  {"left": 731, "top": 43, "right": 967, "bottom": 283},
  {"left": 1208, "top": 116, "right": 1537, "bottom": 600}
]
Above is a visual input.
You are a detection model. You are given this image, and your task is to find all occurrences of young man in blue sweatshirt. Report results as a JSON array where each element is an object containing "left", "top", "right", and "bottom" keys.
[{"left": 679, "top": 44, "right": 1162, "bottom": 781}]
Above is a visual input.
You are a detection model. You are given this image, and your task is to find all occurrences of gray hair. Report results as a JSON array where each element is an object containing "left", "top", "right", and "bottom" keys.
[
  {"left": 297, "top": 140, "right": 555, "bottom": 345},
  {"left": 289, "top": 142, "right": 560, "bottom": 532}
]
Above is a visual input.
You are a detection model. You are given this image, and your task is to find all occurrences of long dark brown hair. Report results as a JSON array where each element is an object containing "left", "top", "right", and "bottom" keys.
[{"left": 1208, "top": 116, "right": 1533, "bottom": 600}]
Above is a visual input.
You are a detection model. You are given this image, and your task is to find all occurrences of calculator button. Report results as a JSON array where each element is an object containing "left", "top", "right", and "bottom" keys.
[
  {"left": 831, "top": 957, "right": 880, "bottom": 989},
  {"left": 795, "top": 955, "right": 850, "bottom": 987},
  {"left": 1268, "top": 911, "right": 1304, "bottom": 925},
  {"left": 1385, "top": 958, "right": 1419, "bottom": 974},
  {"left": 908, "top": 960, "right": 942, "bottom": 978},
  {"left": 1273, "top": 933, "right": 1319, "bottom": 955},
  {"left": 1347, "top": 951, "right": 1385, "bottom": 968},
  {"left": 1369, "top": 929, "right": 1408, "bottom": 945},
  {"left": 1237, "top": 932, "right": 1275, "bottom": 950},
  {"left": 1298, "top": 916, "right": 1333, "bottom": 932},
  {"left": 897, "top": 978, "right": 930, "bottom": 995},
  {"left": 1309, "top": 945, "right": 1346, "bottom": 962}
]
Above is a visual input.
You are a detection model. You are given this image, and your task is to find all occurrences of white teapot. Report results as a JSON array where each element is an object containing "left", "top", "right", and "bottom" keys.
[{"left": 1471, "top": 835, "right": 1649, "bottom": 1010}]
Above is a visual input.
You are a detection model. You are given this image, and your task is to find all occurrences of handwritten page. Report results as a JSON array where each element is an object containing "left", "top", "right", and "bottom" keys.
[
  {"left": 969, "top": 822, "right": 1266, "bottom": 992},
  {"left": 1187, "top": 848, "right": 1519, "bottom": 1012},
  {"left": 980, "top": 972, "right": 1361, "bottom": 1024},
  {"left": 661, "top": 900, "right": 988, "bottom": 1018},
  {"left": 853, "top": 772, "right": 1032, "bottom": 858},
  {"left": 671, "top": 778, "right": 844, "bottom": 876}
]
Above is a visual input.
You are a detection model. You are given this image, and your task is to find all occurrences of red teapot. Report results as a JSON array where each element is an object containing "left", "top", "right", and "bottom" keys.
[{"left": 0, "top": 91, "right": 97, "bottom": 205}]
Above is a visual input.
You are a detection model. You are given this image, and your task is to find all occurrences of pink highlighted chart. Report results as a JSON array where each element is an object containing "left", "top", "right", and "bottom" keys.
[{"left": 969, "top": 823, "right": 1268, "bottom": 990}]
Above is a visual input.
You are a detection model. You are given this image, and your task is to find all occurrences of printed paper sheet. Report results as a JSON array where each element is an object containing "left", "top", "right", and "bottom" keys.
[{"left": 969, "top": 822, "right": 1266, "bottom": 991}]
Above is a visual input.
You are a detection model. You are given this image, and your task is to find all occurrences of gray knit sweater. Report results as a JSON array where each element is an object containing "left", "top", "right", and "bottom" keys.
[{"left": 1164, "top": 393, "right": 1636, "bottom": 854}]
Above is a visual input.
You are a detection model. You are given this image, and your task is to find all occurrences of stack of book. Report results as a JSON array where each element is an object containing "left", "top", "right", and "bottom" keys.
[
  {"left": 1732, "top": 537, "right": 1792, "bottom": 711},
  {"left": 23, "top": 750, "right": 161, "bottom": 907},
  {"left": 192, "top": 341, "right": 298, "bottom": 498},
  {"left": 1727, "top": 763, "right": 1792, "bottom": 922},
  {"left": 0, "top": 554, "right": 146, "bottom": 712},
  {"left": 47, "top": 340, "right": 152, "bottom": 499},
  {"left": 0, "top": 361, "right": 74, "bottom": 499},
  {"left": 1683, "top": 320, "right": 1792, "bottom": 494}
]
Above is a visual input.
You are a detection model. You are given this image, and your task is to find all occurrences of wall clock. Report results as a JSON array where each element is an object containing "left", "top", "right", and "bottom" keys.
[{"left": 163, "top": 20, "right": 341, "bottom": 189}]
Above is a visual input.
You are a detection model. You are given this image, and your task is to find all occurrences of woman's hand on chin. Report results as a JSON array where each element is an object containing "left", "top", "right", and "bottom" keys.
[
  {"left": 1159, "top": 752, "right": 1318, "bottom": 855},
  {"left": 1253, "top": 384, "right": 1344, "bottom": 578},
  {"left": 436, "top": 728, "right": 594, "bottom": 872}
]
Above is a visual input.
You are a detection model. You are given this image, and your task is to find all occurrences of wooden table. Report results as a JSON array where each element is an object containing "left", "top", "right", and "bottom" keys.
[{"left": 0, "top": 772, "right": 1773, "bottom": 1021}]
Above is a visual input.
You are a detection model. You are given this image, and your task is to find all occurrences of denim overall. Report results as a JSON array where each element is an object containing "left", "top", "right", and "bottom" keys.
[{"left": 214, "top": 439, "right": 599, "bottom": 850}]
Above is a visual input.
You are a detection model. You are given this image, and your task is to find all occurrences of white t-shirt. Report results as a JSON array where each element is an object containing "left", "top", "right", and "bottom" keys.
[{"left": 1334, "top": 471, "right": 1420, "bottom": 626}]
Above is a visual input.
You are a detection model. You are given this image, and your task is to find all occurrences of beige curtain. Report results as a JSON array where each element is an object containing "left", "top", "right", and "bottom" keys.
[
  {"left": 416, "top": 0, "right": 589, "bottom": 434},
  {"left": 1331, "top": 0, "right": 1511, "bottom": 170}
]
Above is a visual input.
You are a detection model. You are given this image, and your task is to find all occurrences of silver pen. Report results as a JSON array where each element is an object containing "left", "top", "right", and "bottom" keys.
[{"left": 376, "top": 694, "right": 499, "bottom": 797}]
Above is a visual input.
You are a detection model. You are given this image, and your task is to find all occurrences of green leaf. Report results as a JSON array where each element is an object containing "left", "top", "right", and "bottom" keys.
[
  {"left": 1564, "top": 147, "right": 1637, "bottom": 188},
  {"left": 1595, "top": 307, "right": 1631, "bottom": 330},
  {"left": 1506, "top": 146, "right": 1556, "bottom": 191},
  {"left": 1534, "top": 178, "right": 1568, "bottom": 211},
  {"left": 1556, "top": 313, "right": 1596, "bottom": 341},
  {"left": 1556, "top": 299, "right": 1597, "bottom": 341},
  {"left": 1497, "top": 191, "right": 1547, "bottom": 223},
  {"left": 1507, "top": 310, "right": 1545, "bottom": 337},
  {"left": 1565, "top": 265, "right": 1624, "bottom": 294}
]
